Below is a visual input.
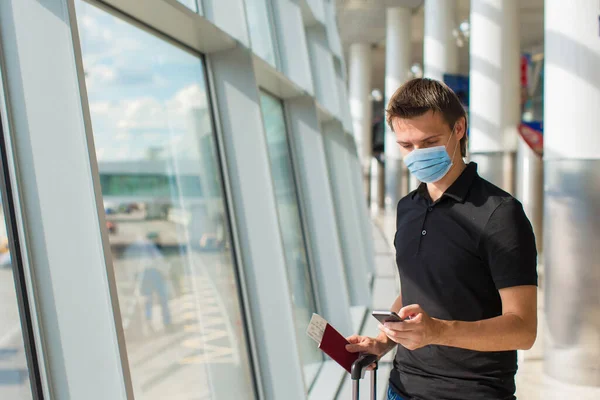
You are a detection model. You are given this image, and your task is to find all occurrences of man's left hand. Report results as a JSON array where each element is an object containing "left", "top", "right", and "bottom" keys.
[{"left": 378, "top": 304, "right": 444, "bottom": 351}]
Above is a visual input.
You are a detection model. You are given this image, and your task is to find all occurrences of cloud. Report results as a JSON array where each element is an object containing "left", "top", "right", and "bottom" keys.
[
  {"left": 85, "top": 64, "right": 159, "bottom": 89},
  {"left": 89, "top": 101, "right": 112, "bottom": 115},
  {"left": 116, "top": 97, "right": 167, "bottom": 130},
  {"left": 115, "top": 132, "right": 131, "bottom": 142},
  {"left": 85, "top": 64, "right": 116, "bottom": 87},
  {"left": 167, "top": 84, "right": 209, "bottom": 112},
  {"left": 88, "top": 83, "right": 212, "bottom": 161}
]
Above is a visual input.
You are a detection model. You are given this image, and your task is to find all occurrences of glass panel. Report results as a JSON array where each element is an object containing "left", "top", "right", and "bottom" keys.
[
  {"left": 258, "top": 91, "right": 322, "bottom": 386},
  {"left": 244, "top": 0, "right": 277, "bottom": 67},
  {"left": 0, "top": 175, "right": 33, "bottom": 399},
  {"left": 76, "top": 3, "right": 256, "bottom": 399}
]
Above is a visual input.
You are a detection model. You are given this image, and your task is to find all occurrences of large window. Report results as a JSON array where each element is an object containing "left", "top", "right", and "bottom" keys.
[
  {"left": 244, "top": 0, "right": 278, "bottom": 67},
  {"left": 259, "top": 91, "right": 322, "bottom": 387},
  {"left": 76, "top": 3, "right": 256, "bottom": 398}
]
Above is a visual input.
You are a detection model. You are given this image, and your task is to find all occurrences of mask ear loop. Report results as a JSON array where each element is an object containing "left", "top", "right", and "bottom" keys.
[{"left": 446, "top": 124, "right": 460, "bottom": 164}]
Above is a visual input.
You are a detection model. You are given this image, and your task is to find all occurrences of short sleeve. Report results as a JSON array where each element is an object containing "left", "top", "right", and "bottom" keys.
[{"left": 479, "top": 198, "right": 538, "bottom": 290}]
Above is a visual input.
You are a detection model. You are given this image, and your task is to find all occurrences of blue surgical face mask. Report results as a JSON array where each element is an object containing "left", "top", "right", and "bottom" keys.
[{"left": 403, "top": 128, "right": 459, "bottom": 184}]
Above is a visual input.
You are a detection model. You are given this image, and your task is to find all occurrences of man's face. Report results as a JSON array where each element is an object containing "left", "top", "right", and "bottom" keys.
[{"left": 391, "top": 110, "right": 464, "bottom": 161}]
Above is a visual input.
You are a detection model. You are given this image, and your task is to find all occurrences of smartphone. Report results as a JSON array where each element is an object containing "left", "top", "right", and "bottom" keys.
[{"left": 372, "top": 310, "right": 404, "bottom": 324}]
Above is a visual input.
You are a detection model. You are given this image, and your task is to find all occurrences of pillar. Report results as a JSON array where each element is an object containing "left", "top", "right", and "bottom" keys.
[
  {"left": 424, "top": 0, "right": 459, "bottom": 81},
  {"left": 543, "top": 0, "right": 600, "bottom": 387},
  {"left": 516, "top": 139, "right": 544, "bottom": 256},
  {"left": 370, "top": 158, "right": 386, "bottom": 212},
  {"left": 348, "top": 43, "right": 373, "bottom": 196},
  {"left": 469, "top": 0, "right": 520, "bottom": 193},
  {"left": 384, "top": 7, "right": 412, "bottom": 208},
  {"left": 409, "top": 0, "right": 460, "bottom": 193}
]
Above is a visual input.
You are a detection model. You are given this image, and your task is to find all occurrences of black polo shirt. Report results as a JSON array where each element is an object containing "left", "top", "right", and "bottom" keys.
[{"left": 389, "top": 162, "right": 537, "bottom": 400}]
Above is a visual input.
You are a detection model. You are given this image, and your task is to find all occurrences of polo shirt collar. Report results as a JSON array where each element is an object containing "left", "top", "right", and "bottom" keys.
[{"left": 412, "top": 162, "right": 478, "bottom": 203}]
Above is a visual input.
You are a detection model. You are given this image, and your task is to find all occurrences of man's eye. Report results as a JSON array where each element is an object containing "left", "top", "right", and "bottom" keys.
[{"left": 400, "top": 144, "right": 412, "bottom": 149}]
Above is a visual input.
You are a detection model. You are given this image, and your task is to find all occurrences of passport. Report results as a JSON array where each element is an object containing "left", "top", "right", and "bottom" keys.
[{"left": 306, "top": 314, "right": 358, "bottom": 373}]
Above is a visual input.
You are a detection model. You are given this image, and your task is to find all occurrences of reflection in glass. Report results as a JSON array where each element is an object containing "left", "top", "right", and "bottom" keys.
[
  {"left": 244, "top": 0, "right": 277, "bottom": 67},
  {"left": 0, "top": 203, "right": 33, "bottom": 399},
  {"left": 259, "top": 91, "right": 323, "bottom": 387},
  {"left": 76, "top": 3, "right": 255, "bottom": 399}
]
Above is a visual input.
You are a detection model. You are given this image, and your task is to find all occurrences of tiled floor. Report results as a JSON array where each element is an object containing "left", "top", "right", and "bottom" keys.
[{"left": 336, "top": 210, "right": 600, "bottom": 400}]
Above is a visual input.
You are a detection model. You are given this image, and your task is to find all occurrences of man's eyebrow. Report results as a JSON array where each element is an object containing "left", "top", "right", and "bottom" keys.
[
  {"left": 418, "top": 134, "right": 442, "bottom": 143},
  {"left": 396, "top": 134, "right": 443, "bottom": 145}
]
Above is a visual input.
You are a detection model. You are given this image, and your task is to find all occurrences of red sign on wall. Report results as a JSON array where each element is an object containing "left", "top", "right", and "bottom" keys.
[
  {"left": 518, "top": 122, "right": 543, "bottom": 157},
  {"left": 520, "top": 55, "right": 529, "bottom": 88}
]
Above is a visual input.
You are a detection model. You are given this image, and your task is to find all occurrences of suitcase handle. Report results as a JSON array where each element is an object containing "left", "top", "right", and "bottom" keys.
[
  {"left": 351, "top": 353, "right": 378, "bottom": 400},
  {"left": 351, "top": 353, "right": 378, "bottom": 380}
]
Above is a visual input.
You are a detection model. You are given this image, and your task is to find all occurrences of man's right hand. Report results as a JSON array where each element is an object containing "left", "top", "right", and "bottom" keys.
[{"left": 345, "top": 334, "right": 394, "bottom": 369}]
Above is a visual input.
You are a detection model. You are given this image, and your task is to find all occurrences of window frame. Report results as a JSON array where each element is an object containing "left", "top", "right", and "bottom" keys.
[
  {"left": 76, "top": 1, "right": 263, "bottom": 398},
  {"left": 258, "top": 88, "right": 325, "bottom": 389}
]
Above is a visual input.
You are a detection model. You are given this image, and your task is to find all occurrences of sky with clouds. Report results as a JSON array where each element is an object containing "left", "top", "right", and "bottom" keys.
[{"left": 76, "top": 0, "right": 211, "bottom": 163}]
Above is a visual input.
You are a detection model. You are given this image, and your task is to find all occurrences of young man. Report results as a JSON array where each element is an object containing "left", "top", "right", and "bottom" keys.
[{"left": 346, "top": 78, "right": 538, "bottom": 400}]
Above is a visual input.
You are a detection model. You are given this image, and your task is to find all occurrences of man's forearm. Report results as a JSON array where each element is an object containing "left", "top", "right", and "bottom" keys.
[{"left": 433, "top": 313, "right": 537, "bottom": 352}]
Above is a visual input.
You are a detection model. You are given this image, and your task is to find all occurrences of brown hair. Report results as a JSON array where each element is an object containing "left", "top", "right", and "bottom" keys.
[{"left": 386, "top": 78, "right": 468, "bottom": 157}]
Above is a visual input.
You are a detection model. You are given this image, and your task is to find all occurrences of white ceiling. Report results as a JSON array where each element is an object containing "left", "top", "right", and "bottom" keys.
[{"left": 336, "top": 0, "right": 545, "bottom": 92}]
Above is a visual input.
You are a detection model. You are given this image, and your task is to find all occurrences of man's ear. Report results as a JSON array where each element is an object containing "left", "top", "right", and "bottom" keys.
[{"left": 455, "top": 117, "right": 466, "bottom": 140}]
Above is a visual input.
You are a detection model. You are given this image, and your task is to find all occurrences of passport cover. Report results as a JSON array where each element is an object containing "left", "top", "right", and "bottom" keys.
[{"left": 318, "top": 323, "right": 359, "bottom": 373}]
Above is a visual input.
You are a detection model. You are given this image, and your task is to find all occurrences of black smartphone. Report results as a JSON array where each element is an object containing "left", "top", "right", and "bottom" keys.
[{"left": 372, "top": 310, "right": 404, "bottom": 324}]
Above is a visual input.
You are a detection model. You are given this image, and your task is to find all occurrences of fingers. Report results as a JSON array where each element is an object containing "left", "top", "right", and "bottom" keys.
[
  {"left": 379, "top": 322, "right": 414, "bottom": 332},
  {"left": 345, "top": 335, "right": 363, "bottom": 353},
  {"left": 399, "top": 304, "right": 424, "bottom": 320},
  {"left": 345, "top": 343, "right": 364, "bottom": 353},
  {"left": 380, "top": 327, "right": 413, "bottom": 342},
  {"left": 405, "top": 313, "right": 423, "bottom": 324},
  {"left": 346, "top": 335, "right": 361, "bottom": 344}
]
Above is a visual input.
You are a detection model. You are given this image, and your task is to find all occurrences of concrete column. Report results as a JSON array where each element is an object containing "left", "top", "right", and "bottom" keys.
[
  {"left": 348, "top": 43, "right": 373, "bottom": 195},
  {"left": 423, "top": 0, "right": 459, "bottom": 81},
  {"left": 384, "top": 7, "right": 412, "bottom": 208},
  {"left": 515, "top": 139, "right": 543, "bottom": 255},
  {"left": 544, "top": 0, "right": 600, "bottom": 387},
  {"left": 370, "top": 158, "right": 385, "bottom": 212},
  {"left": 469, "top": 0, "right": 520, "bottom": 193},
  {"left": 421, "top": 0, "right": 459, "bottom": 194},
  {"left": 409, "top": 0, "right": 459, "bottom": 194}
]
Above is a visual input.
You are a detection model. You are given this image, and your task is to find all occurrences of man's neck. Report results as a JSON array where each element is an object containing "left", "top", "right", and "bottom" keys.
[{"left": 426, "top": 159, "right": 467, "bottom": 202}]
